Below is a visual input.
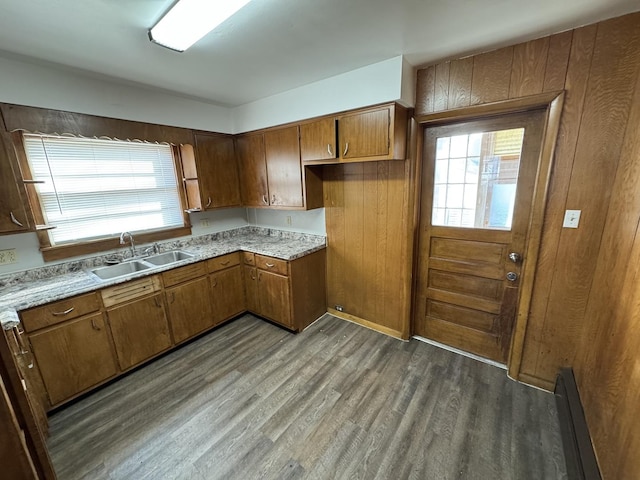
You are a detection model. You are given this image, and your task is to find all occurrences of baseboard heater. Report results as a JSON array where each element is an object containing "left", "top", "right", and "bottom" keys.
[{"left": 554, "top": 367, "right": 602, "bottom": 480}]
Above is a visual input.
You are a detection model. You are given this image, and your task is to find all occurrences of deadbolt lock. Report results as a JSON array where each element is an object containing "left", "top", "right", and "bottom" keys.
[{"left": 506, "top": 272, "right": 518, "bottom": 282}]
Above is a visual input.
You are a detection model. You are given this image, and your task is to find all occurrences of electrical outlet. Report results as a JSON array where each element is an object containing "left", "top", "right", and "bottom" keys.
[
  {"left": 0, "top": 249, "right": 18, "bottom": 265},
  {"left": 200, "top": 219, "right": 210, "bottom": 228},
  {"left": 286, "top": 215, "right": 292, "bottom": 226}
]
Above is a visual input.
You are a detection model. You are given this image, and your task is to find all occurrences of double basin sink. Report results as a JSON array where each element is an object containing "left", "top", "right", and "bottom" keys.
[{"left": 90, "top": 250, "right": 194, "bottom": 281}]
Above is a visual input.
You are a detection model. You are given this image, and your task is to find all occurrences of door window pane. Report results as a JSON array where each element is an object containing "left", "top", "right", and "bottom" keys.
[{"left": 431, "top": 128, "right": 524, "bottom": 230}]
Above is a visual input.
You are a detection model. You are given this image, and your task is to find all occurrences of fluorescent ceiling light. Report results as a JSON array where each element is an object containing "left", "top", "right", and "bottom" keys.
[{"left": 149, "top": 0, "right": 252, "bottom": 52}]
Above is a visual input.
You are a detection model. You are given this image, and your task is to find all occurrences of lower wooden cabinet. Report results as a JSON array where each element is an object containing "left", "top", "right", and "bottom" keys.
[
  {"left": 243, "top": 249, "right": 326, "bottom": 331},
  {"left": 257, "top": 270, "right": 292, "bottom": 328},
  {"left": 210, "top": 265, "right": 245, "bottom": 325},
  {"left": 165, "top": 276, "right": 214, "bottom": 344},
  {"left": 107, "top": 293, "right": 172, "bottom": 371},
  {"left": 28, "top": 313, "right": 118, "bottom": 405}
]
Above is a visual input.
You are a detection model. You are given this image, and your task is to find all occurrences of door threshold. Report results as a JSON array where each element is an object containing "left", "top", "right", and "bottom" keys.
[{"left": 412, "top": 335, "right": 507, "bottom": 370}]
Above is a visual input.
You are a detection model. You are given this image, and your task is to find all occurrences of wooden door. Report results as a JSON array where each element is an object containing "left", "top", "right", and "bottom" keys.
[
  {"left": 244, "top": 266, "right": 260, "bottom": 313},
  {"left": 257, "top": 270, "right": 292, "bottom": 328},
  {"left": 414, "top": 110, "right": 546, "bottom": 363},
  {"left": 165, "top": 276, "right": 214, "bottom": 344},
  {"left": 194, "top": 133, "right": 241, "bottom": 209},
  {"left": 300, "top": 117, "right": 338, "bottom": 162},
  {"left": 264, "top": 126, "right": 304, "bottom": 207},
  {"left": 29, "top": 313, "right": 118, "bottom": 405},
  {"left": 236, "top": 133, "right": 269, "bottom": 207},
  {"left": 210, "top": 266, "right": 246, "bottom": 325},
  {"left": 339, "top": 107, "right": 390, "bottom": 160},
  {"left": 107, "top": 294, "right": 172, "bottom": 370}
]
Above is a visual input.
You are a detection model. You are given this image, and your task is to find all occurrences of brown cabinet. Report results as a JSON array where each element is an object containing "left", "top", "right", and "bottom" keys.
[
  {"left": 165, "top": 275, "right": 214, "bottom": 344},
  {"left": 29, "top": 313, "right": 118, "bottom": 405},
  {"left": 237, "top": 133, "right": 269, "bottom": 207},
  {"left": 102, "top": 276, "right": 172, "bottom": 371},
  {"left": 237, "top": 127, "right": 323, "bottom": 210},
  {"left": 300, "top": 103, "right": 408, "bottom": 164},
  {"left": 180, "top": 134, "right": 241, "bottom": 211},
  {"left": 210, "top": 266, "right": 245, "bottom": 325},
  {"left": 194, "top": 133, "right": 241, "bottom": 209},
  {"left": 300, "top": 117, "right": 338, "bottom": 163},
  {"left": 243, "top": 250, "right": 326, "bottom": 331},
  {"left": 0, "top": 131, "right": 30, "bottom": 234}
]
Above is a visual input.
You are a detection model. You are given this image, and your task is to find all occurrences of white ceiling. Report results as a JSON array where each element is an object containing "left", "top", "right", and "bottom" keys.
[{"left": 0, "top": 0, "right": 638, "bottom": 107}]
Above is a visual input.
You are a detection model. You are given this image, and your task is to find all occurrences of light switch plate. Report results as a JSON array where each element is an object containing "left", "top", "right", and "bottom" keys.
[
  {"left": 0, "top": 249, "right": 17, "bottom": 265},
  {"left": 563, "top": 209, "right": 581, "bottom": 228}
]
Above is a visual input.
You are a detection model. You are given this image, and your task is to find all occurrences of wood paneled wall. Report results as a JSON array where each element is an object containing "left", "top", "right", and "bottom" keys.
[
  {"left": 324, "top": 161, "right": 413, "bottom": 338},
  {"left": 416, "top": 11, "right": 640, "bottom": 479}
]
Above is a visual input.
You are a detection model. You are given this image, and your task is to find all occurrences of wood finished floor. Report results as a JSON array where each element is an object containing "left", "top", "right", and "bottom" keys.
[{"left": 47, "top": 314, "right": 567, "bottom": 480}]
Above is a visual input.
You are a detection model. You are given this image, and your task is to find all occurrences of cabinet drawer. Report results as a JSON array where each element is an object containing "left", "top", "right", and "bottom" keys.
[
  {"left": 207, "top": 252, "right": 241, "bottom": 273},
  {"left": 242, "top": 252, "right": 255, "bottom": 265},
  {"left": 21, "top": 292, "right": 101, "bottom": 332},
  {"left": 255, "top": 255, "right": 288, "bottom": 276},
  {"left": 101, "top": 275, "right": 162, "bottom": 307},
  {"left": 162, "top": 262, "right": 207, "bottom": 287}
]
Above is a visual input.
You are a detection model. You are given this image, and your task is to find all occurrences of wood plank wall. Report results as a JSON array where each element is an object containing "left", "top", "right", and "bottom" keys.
[
  {"left": 415, "top": 12, "right": 640, "bottom": 479},
  {"left": 323, "top": 161, "right": 412, "bottom": 338}
]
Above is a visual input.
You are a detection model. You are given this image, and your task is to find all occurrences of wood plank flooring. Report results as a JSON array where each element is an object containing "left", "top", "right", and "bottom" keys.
[{"left": 47, "top": 314, "right": 567, "bottom": 479}]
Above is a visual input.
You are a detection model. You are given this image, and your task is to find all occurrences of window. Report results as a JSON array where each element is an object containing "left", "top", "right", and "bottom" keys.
[
  {"left": 432, "top": 128, "right": 524, "bottom": 230},
  {"left": 22, "top": 134, "right": 186, "bottom": 246}
]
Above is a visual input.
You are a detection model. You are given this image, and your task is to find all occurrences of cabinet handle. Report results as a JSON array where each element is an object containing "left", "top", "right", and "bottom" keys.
[
  {"left": 10, "top": 212, "right": 24, "bottom": 227},
  {"left": 220, "top": 260, "right": 230, "bottom": 266},
  {"left": 154, "top": 297, "right": 162, "bottom": 308},
  {"left": 262, "top": 194, "right": 269, "bottom": 205},
  {"left": 13, "top": 326, "right": 28, "bottom": 354},
  {"left": 327, "top": 144, "right": 333, "bottom": 157},
  {"left": 265, "top": 262, "right": 275, "bottom": 268},
  {"left": 250, "top": 271, "right": 256, "bottom": 280},
  {"left": 271, "top": 194, "right": 277, "bottom": 204},
  {"left": 212, "top": 279, "right": 218, "bottom": 287},
  {"left": 343, "top": 142, "right": 349, "bottom": 156},
  {"left": 90, "top": 319, "right": 101, "bottom": 331},
  {"left": 169, "top": 292, "right": 176, "bottom": 304},
  {"left": 205, "top": 197, "right": 212, "bottom": 208},
  {"left": 52, "top": 307, "right": 74, "bottom": 316}
]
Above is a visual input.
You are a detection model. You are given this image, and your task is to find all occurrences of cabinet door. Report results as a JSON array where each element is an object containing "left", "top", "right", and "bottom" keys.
[
  {"left": 244, "top": 266, "right": 259, "bottom": 313},
  {"left": 194, "top": 133, "right": 241, "bottom": 209},
  {"left": 300, "top": 118, "right": 337, "bottom": 163},
  {"left": 237, "top": 133, "right": 269, "bottom": 207},
  {"left": 165, "top": 276, "right": 214, "bottom": 344},
  {"left": 107, "top": 294, "right": 172, "bottom": 371},
  {"left": 211, "top": 266, "right": 245, "bottom": 325},
  {"left": 339, "top": 107, "right": 390, "bottom": 160},
  {"left": 29, "top": 314, "right": 118, "bottom": 405},
  {"left": 257, "top": 270, "right": 292, "bottom": 328},
  {"left": 0, "top": 132, "right": 30, "bottom": 233},
  {"left": 264, "top": 126, "right": 304, "bottom": 207}
]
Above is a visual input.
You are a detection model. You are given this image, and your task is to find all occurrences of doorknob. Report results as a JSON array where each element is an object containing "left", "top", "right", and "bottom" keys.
[
  {"left": 508, "top": 252, "right": 521, "bottom": 263},
  {"left": 506, "top": 272, "right": 518, "bottom": 282}
]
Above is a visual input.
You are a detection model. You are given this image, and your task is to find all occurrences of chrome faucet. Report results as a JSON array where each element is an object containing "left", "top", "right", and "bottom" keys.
[{"left": 119, "top": 231, "right": 136, "bottom": 259}]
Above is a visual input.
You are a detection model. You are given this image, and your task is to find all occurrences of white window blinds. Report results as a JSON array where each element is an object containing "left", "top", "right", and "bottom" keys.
[{"left": 23, "top": 134, "right": 184, "bottom": 245}]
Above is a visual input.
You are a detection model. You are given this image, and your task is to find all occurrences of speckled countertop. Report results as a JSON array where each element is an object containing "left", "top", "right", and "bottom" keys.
[{"left": 0, "top": 227, "right": 325, "bottom": 328}]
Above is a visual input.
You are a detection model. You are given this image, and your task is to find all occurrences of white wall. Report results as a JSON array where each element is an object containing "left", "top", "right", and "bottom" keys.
[
  {"left": 246, "top": 208, "right": 326, "bottom": 236},
  {"left": 232, "top": 56, "right": 407, "bottom": 133},
  {"left": 0, "top": 53, "right": 233, "bottom": 133}
]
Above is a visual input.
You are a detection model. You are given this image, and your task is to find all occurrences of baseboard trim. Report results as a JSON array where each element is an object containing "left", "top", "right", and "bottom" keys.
[
  {"left": 555, "top": 368, "right": 602, "bottom": 480},
  {"left": 326, "top": 308, "right": 406, "bottom": 340}
]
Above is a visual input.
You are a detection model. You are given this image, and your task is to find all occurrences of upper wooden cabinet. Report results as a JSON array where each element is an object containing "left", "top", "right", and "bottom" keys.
[
  {"left": 237, "top": 132, "right": 269, "bottom": 207},
  {"left": 0, "top": 131, "right": 30, "bottom": 234},
  {"left": 300, "top": 103, "right": 408, "bottom": 164},
  {"left": 237, "top": 127, "right": 323, "bottom": 210},
  {"left": 181, "top": 133, "right": 241, "bottom": 211}
]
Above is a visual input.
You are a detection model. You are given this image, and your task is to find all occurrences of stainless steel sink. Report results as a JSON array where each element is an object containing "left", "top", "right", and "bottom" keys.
[
  {"left": 90, "top": 260, "right": 152, "bottom": 280},
  {"left": 144, "top": 250, "right": 194, "bottom": 266}
]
